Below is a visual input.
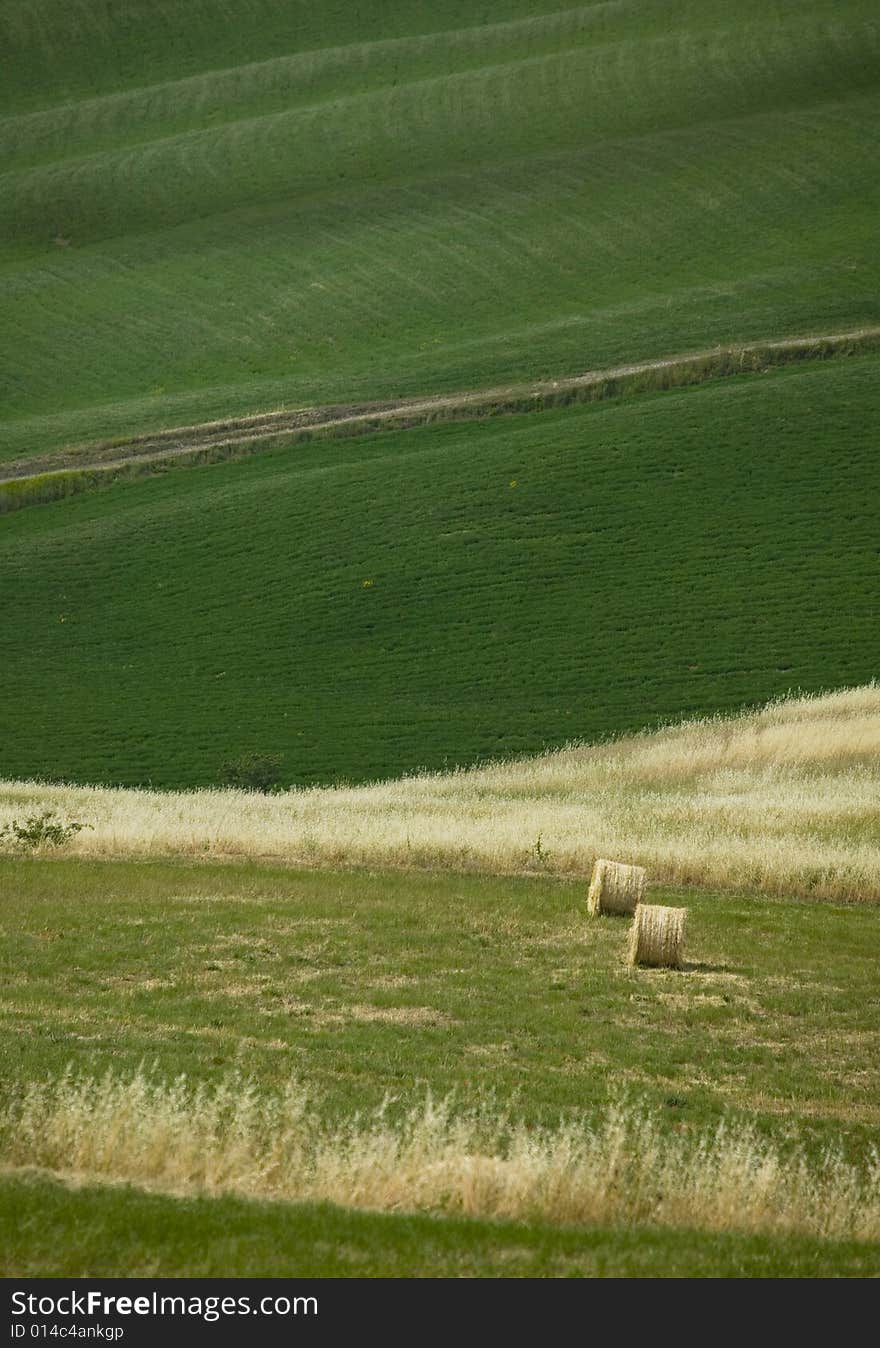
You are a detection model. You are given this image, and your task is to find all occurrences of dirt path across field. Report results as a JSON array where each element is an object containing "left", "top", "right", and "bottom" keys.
[{"left": 3, "top": 326, "right": 878, "bottom": 486}]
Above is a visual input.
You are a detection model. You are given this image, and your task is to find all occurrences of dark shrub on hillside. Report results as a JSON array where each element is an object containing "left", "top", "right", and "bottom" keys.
[{"left": 219, "top": 753, "right": 284, "bottom": 793}]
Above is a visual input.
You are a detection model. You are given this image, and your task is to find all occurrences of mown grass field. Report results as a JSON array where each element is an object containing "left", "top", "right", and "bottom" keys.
[
  {"left": 1, "top": 0, "right": 878, "bottom": 460},
  {"left": 4, "top": 1176, "right": 877, "bottom": 1278},
  {"left": 1, "top": 356, "right": 877, "bottom": 788},
  {"left": 5, "top": 857, "right": 879, "bottom": 1129},
  {"left": 1, "top": 855, "right": 878, "bottom": 1275}
]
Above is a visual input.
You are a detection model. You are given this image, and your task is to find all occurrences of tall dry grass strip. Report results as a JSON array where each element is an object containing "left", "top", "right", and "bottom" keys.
[
  {"left": 587, "top": 858, "right": 646, "bottom": 915},
  {"left": 628, "top": 904, "right": 686, "bottom": 968},
  {"left": 3, "top": 1068, "right": 879, "bottom": 1241},
  {"left": 1, "top": 685, "right": 879, "bottom": 903}
]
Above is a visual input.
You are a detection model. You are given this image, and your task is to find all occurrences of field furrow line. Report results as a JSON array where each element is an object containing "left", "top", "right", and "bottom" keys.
[{"left": 2, "top": 326, "right": 878, "bottom": 493}]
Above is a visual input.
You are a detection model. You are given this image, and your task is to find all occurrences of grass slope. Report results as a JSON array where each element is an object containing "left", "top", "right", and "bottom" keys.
[
  {"left": 1, "top": 356, "right": 877, "bottom": 788},
  {"left": 1, "top": 0, "right": 878, "bottom": 458},
  {"left": 4, "top": 1173, "right": 877, "bottom": 1278}
]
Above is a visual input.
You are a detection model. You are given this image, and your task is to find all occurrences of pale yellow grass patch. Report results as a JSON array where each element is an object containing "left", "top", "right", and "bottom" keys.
[
  {"left": 654, "top": 992, "right": 730, "bottom": 1010},
  {"left": 346, "top": 1004, "right": 452, "bottom": 1027},
  {"left": 267, "top": 997, "right": 314, "bottom": 1018},
  {"left": 4, "top": 1068, "right": 878, "bottom": 1241},
  {"left": 367, "top": 974, "right": 422, "bottom": 990},
  {"left": 197, "top": 978, "right": 274, "bottom": 1002},
  {"left": 726, "top": 1090, "right": 880, "bottom": 1129},
  {"left": 96, "top": 975, "right": 175, "bottom": 994},
  {"left": 1, "top": 685, "right": 878, "bottom": 901},
  {"left": 248, "top": 997, "right": 451, "bottom": 1029}
]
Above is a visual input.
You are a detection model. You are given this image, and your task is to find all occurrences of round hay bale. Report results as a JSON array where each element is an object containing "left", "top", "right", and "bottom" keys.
[
  {"left": 587, "top": 858, "right": 646, "bottom": 916},
  {"left": 627, "top": 904, "right": 687, "bottom": 969}
]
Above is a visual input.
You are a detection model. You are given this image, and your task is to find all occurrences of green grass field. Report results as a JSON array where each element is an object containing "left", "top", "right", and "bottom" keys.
[
  {"left": 2, "top": 0, "right": 879, "bottom": 1280},
  {"left": 2, "top": 1, "right": 878, "bottom": 789},
  {"left": 5, "top": 857, "right": 879, "bottom": 1132},
  {"left": 1, "top": 856, "right": 878, "bottom": 1275},
  {"left": 1, "top": 355, "right": 877, "bottom": 788},
  {"left": 4, "top": 1175, "right": 877, "bottom": 1278},
  {"left": 1, "top": 0, "right": 878, "bottom": 459}
]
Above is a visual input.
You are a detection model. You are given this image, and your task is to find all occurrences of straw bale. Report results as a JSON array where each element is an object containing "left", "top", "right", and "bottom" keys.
[
  {"left": 587, "top": 858, "right": 646, "bottom": 916},
  {"left": 627, "top": 903, "right": 687, "bottom": 968}
]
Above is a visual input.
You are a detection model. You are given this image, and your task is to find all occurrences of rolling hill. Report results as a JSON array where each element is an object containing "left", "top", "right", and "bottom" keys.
[
  {"left": 1, "top": 0, "right": 878, "bottom": 461},
  {"left": 1, "top": 355, "right": 878, "bottom": 788},
  {"left": 2, "top": 3, "right": 880, "bottom": 1278},
  {"left": 3, "top": 684, "right": 877, "bottom": 901},
  {"left": 1, "top": 0, "right": 877, "bottom": 787}
]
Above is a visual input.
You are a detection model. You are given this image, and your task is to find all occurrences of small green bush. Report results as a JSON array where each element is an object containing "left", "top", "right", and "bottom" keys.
[
  {"left": 0, "top": 810, "right": 89, "bottom": 849},
  {"left": 219, "top": 753, "right": 284, "bottom": 793}
]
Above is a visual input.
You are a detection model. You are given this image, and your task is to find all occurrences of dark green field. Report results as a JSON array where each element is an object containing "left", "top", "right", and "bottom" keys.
[
  {"left": 1, "top": 355, "right": 877, "bottom": 788},
  {"left": 2, "top": 0, "right": 878, "bottom": 787}
]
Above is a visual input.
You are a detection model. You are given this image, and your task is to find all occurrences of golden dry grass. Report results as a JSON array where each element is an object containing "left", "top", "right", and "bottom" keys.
[
  {"left": 4, "top": 1068, "right": 878, "bottom": 1241},
  {"left": 1, "top": 685, "right": 878, "bottom": 901}
]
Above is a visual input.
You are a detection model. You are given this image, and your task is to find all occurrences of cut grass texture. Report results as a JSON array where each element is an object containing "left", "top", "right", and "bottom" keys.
[
  {"left": 2, "top": 853, "right": 879, "bottom": 1141},
  {"left": 1, "top": 356, "right": 878, "bottom": 790},
  {"left": 0, "top": 1, "right": 878, "bottom": 460},
  {"left": 3, "top": 848, "right": 879, "bottom": 1270}
]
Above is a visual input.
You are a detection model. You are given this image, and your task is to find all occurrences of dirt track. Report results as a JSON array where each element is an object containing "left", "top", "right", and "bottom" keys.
[{"left": 3, "top": 326, "right": 878, "bottom": 485}]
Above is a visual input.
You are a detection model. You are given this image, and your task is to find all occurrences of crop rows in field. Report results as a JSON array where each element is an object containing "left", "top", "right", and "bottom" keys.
[
  {"left": 0, "top": 355, "right": 877, "bottom": 789},
  {"left": 0, "top": 0, "right": 878, "bottom": 459}
]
